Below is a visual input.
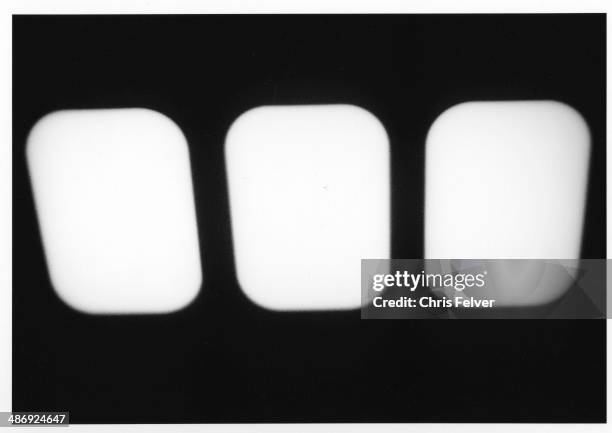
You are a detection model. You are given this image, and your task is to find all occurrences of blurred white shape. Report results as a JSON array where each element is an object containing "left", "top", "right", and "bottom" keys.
[
  {"left": 27, "top": 108, "right": 202, "bottom": 314},
  {"left": 226, "top": 105, "right": 390, "bottom": 311},
  {"left": 425, "top": 101, "right": 590, "bottom": 306}
]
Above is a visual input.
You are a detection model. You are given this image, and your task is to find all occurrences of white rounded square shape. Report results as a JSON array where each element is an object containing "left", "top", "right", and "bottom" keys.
[
  {"left": 425, "top": 101, "right": 590, "bottom": 305},
  {"left": 226, "top": 105, "right": 390, "bottom": 311},
  {"left": 27, "top": 108, "right": 202, "bottom": 314}
]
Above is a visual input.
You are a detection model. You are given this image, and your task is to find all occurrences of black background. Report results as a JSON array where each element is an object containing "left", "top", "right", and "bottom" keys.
[{"left": 13, "top": 15, "right": 606, "bottom": 423}]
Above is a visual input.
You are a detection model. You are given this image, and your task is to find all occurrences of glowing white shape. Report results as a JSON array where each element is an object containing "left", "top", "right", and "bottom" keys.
[
  {"left": 425, "top": 101, "right": 590, "bottom": 306},
  {"left": 226, "top": 105, "right": 390, "bottom": 311},
  {"left": 27, "top": 108, "right": 202, "bottom": 314}
]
